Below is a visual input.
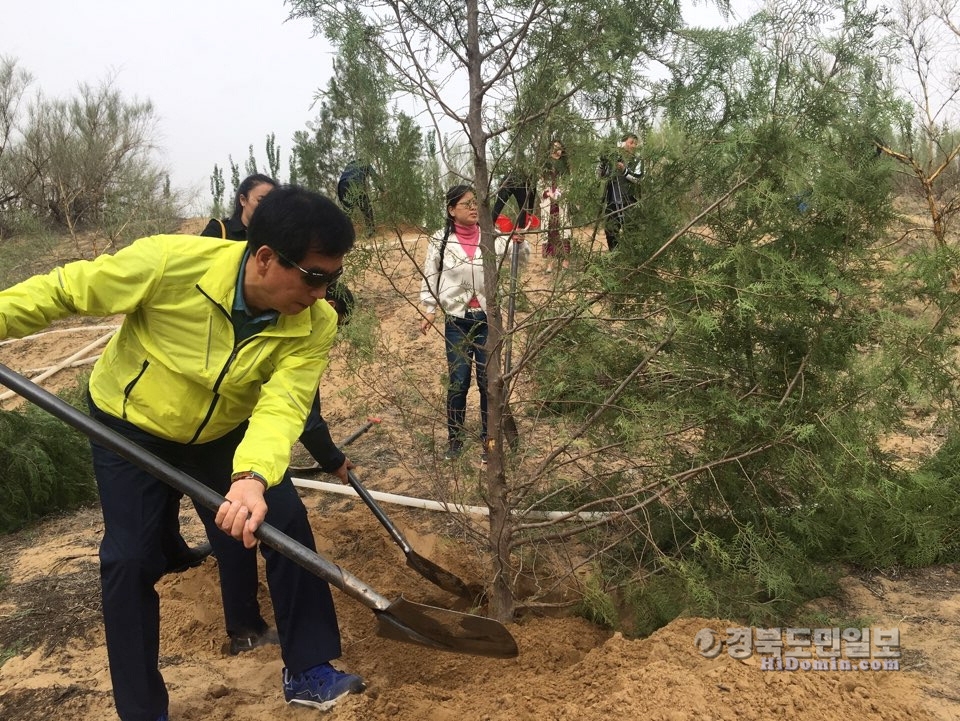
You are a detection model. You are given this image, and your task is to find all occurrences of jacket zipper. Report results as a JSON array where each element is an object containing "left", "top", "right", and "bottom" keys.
[
  {"left": 189, "top": 284, "right": 248, "bottom": 444},
  {"left": 121, "top": 360, "right": 150, "bottom": 419}
]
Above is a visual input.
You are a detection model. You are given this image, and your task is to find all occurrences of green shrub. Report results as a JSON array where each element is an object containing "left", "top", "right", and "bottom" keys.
[{"left": 0, "top": 384, "right": 96, "bottom": 534}]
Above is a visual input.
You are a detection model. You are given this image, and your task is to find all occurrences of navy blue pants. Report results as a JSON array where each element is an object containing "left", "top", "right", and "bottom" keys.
[
  {"left": 89, "top": 400, "right": 342, "bottom": 721},
  {"left": 444, "top": 311, "right": 488, "bottom": 444}
]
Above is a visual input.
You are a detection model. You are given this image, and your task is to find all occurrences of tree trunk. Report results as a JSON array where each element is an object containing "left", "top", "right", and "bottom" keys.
[{"left": 464, "top": 0, "right": 516, "bottom": 622}]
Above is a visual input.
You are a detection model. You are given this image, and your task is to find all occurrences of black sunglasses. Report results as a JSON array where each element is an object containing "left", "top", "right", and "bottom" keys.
[{"left": 272, "top": 248, "right": 344, "bottom": 288}]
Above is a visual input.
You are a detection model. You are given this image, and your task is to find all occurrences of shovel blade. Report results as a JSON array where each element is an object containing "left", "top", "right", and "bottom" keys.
[
  {"left": 375, "top": 596, "right": 518, "bottom": 658},
  {"left": 406, "top": 552, "right": 475, "bottom": 600}
]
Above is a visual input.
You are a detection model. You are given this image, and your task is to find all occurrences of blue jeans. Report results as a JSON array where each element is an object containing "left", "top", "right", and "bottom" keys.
[
  {"left": 444, "top": 311, "right": 488, "bottom": 445},
  {"left": 88, "top": 399, "right": 342, "bottom": 721}
]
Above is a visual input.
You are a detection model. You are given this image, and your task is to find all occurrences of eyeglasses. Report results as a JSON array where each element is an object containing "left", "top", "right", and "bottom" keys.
[
  {"left": 272, "top": 248, "right": 344, "bottom": 288},
  {"left": 456, "top": 199, "right": 479, "bottom": 209}
]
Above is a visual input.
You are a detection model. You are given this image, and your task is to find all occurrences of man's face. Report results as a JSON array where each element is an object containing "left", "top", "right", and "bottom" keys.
[
  {"left": 622, "top": 137, "right": 638, "bottom": 154},
  {"left": 253, "top": 247, "right": 345, "bottom": 316}
]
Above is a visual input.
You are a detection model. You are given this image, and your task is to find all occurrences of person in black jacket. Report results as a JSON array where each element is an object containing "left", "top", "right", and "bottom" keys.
[
  {"left": 200, "top": 173, "right": 276, "bottom": 241},
  {"left": 337, "top": 160, "right": 377, "bottom": 236},
  {"left": 597, "top": 132, "right": 644, "bottom": 250},
  {"left": 164, "top": 175, "right": 355, "bottom": 657}
]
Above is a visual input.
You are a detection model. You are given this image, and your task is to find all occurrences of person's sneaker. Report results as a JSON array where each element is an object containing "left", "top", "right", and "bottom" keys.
[
  {"left": 282, "top": 663, "right": 366, "bottom": 710},
  {"left": 163, "top": 541, "right": 213, "bottom": 575},
  {"left": 226, "top": 626, "right": 280, "bottom": 655},
  {"left": 443, "top": 441, "right": 463, "bottom": 461},
  {"left": 480, "top": 449, "right": 488, "bottom": 466}
]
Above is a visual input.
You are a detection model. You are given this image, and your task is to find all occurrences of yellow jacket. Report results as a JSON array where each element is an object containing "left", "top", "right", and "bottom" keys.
[{"left": 0, "top": 235, "right": 337, "bottom": 487}]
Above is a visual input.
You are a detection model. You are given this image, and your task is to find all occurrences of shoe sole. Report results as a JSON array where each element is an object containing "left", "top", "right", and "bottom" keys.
[{"left": 286, "top": 686, "right": 364, "bottom": 712}]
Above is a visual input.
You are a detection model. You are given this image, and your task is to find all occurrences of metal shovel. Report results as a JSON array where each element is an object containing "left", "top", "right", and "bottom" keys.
[
  {"left": 345, "top": 468, "right": 476, "bottom": 600},
  {"left": 288, "top": 416, "right": 379, "bottom": 473},
  {"left": 293, "top": 415, "right": 476, "bottom": 599},
  {"left": 0, "top": 362, "right": 518, "bottom": 659}
]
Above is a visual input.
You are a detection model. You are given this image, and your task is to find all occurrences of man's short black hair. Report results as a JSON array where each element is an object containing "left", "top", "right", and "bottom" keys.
[
  {"left": 621, "top": 132, "right": 639, "bottom": 143},
  {"left": 247, "top": 185, "right": 355, "bottom": 261}
]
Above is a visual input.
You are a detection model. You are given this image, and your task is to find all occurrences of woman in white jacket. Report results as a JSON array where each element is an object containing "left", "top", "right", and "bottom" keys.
[{"left": 419, "top": 184, "right": 530, "bottom": 460}]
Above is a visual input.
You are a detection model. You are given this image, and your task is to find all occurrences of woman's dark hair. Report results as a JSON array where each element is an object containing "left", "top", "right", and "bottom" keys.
[
  {"left": 247, "top": 185, "right": 355, "bottom": 261},
  {"left": 433, "top": 184, "right": 475, "bottom": 295},
  {"left": 230, "top": 173, "right": 278, "bottom": 221}
]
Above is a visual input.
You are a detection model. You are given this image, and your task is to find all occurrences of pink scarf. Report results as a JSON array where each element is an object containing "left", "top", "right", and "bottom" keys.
[{"left": 455, "top": 222, "right": 480, "bottom": 259}]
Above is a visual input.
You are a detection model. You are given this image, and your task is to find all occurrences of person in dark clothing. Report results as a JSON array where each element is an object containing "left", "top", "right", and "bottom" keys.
[
  {"left": 174, "top": 175, "right": 356, "bottom": 658},
  {"left": 337, "top": 160, "right": 377, "bottom": 236},
  {"left": 200, "top": 173, "right": 276, "bottom": 241},
  {"left": 597, "top": 132, "right": 644, "bottom": 250},
  {"left": 491, "top": 170, "right": 537, "bottom": 229},
  {"left": 202, "top": 175, "right": 355, "bottom": 476}
]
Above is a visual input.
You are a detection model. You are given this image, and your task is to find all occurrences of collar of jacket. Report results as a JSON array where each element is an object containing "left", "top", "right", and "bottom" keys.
[
  {"left": 194, "top": 240, "right": 315, "bottom": 339},
  {"left": 225, "top": 216, "right": 247, "bottom": 239}
]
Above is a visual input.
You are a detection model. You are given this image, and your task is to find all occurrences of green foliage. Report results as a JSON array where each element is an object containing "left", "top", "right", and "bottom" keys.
[
  {"left": 265, "top": 133, "right": 281, "bottom": 179},
  {"left": 0, "top": 230, "right": 61, "bottom": 288},
  {"left": 0, "top": 385, "right": 96, "bottom": 534},
  {"left": 210, "top": 164, "right": 226, "bottom": 218},
  {"left": 289, "top": 0, "right": 960, "bottom": 630},
  {"left": 517, "top": 0, "right": 960, "bottom": 633},
  {"left": 575, "top": 572, "right": 619, "bottom": 628}
]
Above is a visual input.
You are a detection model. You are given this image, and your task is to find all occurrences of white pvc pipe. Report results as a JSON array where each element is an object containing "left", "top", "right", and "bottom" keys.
[
  {"left": 0, "top": 330, "right": 115, "bottom": 402},
  {"left": 0, "top": 325, "right": 121, "bottom": 347},
  {"left": 291, "top": 477, "right": 612, "bottom": 521},
  {"left": 26, "top": 356, "right": 100, "bottom": 374}
]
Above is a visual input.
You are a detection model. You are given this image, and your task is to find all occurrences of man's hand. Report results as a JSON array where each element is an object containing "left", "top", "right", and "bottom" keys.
[
  {"left": 216, "top": 476, "right": 268, "bottom": 549},
  {"left": 330, "top": 456, "right": 355, "bottom": 484}
]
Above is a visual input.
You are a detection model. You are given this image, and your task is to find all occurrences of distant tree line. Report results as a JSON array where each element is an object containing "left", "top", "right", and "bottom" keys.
[{"left": 0, "top": 57, "right": 179, "bottom": 246}]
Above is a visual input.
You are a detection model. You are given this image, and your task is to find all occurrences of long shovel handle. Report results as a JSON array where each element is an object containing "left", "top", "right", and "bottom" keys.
[
  {"left": 0, "top": 362, "right": 392, "bottom": 612},
  {"left": 347, "top": 469, "right": 413, "bottom": 555},
  {"left": 504, "top": 235, "right": 521, "bottom": 377},
  {"left": 341, "top": 416, "right": 381, "bottom": 448}
]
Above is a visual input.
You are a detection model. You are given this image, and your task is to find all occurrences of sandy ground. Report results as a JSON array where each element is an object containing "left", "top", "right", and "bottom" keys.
[{"left": 1, "top": 223, "right": 959, "bottom": 720}]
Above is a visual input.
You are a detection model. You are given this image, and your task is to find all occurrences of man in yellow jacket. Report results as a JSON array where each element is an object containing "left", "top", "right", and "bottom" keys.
[{"left": 0, "top": 186, "right": 365, "bottom": 720}]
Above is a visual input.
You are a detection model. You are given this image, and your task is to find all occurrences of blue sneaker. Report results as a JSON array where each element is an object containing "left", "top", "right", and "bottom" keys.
[{"left": 282, "top": 663, "right": 366, "bottom": 710}]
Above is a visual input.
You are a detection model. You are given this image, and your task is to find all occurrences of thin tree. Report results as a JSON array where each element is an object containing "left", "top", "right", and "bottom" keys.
[{"left": 288, "top": 0, "right": 686, "bottom": 620}]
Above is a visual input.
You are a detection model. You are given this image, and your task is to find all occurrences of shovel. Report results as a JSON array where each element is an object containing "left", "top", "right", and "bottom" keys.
[
  {"left": 293, "top": 416, "right": 476, "bottom": 600},
  {"left": 289, "top": 416, "right": 380, "bottom": 473},
  {"left": 345, "top": 468, "right": 476, "bottom": 600},
  {"left": 0, "top": 362, "right": 518, "bottom": 659},
  {"left": 501, "top": 214, "right": 536, "bottom": 448}
]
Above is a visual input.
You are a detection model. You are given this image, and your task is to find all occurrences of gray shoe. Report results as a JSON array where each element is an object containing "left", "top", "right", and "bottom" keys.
[{"left": 443, "top": 441, "right": 463, "bottom": 461}]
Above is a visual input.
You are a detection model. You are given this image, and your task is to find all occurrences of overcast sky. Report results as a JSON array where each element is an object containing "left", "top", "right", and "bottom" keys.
[
  {"left": 2, "top": 0, "right": 334, "bottom": 213},
  {"left": 3, "top": 1, "right": 749, "bottom": 215}
]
